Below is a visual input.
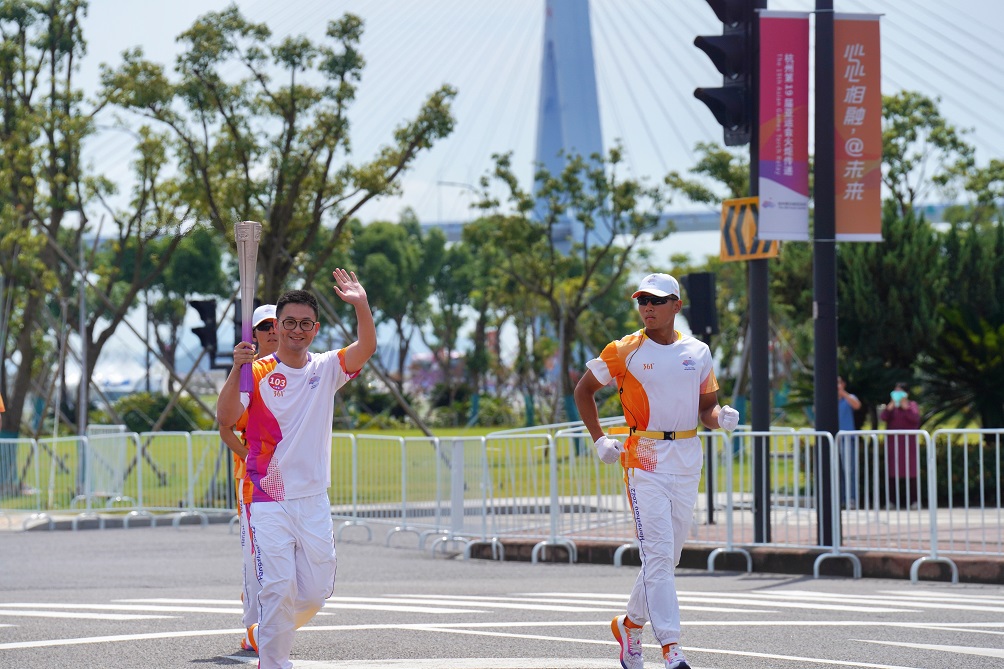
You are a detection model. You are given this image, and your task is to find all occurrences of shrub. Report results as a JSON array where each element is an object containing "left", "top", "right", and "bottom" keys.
[{"left": 93, "top": 392, "right": 214, "bottom": 433}]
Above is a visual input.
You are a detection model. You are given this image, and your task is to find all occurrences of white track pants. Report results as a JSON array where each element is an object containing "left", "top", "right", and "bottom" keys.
[
  {"left": 239, "top": 501, "right": 262, "bottom": 628},
  {"left": 250, "top": 493, "right": 337, "bottom": 669},
  {"left": 625, "top": 468, "right": 701, "bottom": 646}
]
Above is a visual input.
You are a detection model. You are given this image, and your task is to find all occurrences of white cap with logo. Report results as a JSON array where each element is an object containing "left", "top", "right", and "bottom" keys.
[
  {"left": 252, "top": 304, "right": 277, "bottom": 327},
  {"left": 631, "top": 273, "right": 681, "bottom": 299}
]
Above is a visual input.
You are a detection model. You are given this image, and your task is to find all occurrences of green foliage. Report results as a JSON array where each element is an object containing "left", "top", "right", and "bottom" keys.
[
  {"left": 664, "top": 142, "right": 749, "bottom": 202},
  {"left": 882, "top": 91, "right": 975, "bottom": 215},
  {"left": 837, "top": 205, "right": 942, "bottom": 395},
  {"left": 427, "top": 394, "right": 517, "bottom": 429},
  {"left": 474, "top": 396, "right": 519, "bottom": 427},
  {"left": 337, "top": 372, "right": 411, "bottom": 422},
  {"left": 96, "top": 392, "right": 215, "bottom": 433},
  {"left": 101, "top": 6, "right": 456, "bottom": 301},
  {"left": 0, "top": 0, "right": 197, "bottom": 430},
  {"left": 345, "top": 215, "right": 445, "bottom": 385},
  {"left": 962, "top": 158, "right": 1004, "bottom": 223},
  {"left": 420, "top": 238, "right": 478, "bottom": 405},
  {"left": 919, "top": 311, "right": 1004, "bottom": 429},
  {"left": 473, "top": 145, "right": 673, "bottom": 417},
  {"left": 916, "top": 221, "right": 1004, "bottom": 429},
  {"left": 931, "top": 437, "right": 1002, "bottom": 506}
]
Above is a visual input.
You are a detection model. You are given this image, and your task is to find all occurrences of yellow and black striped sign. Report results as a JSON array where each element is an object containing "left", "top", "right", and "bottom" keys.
[{"left": 720, "top": 197, "right": 779, "bottom": 262}]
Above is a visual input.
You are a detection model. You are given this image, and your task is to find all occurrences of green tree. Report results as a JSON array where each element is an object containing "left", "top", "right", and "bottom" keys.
[
  {"left": 836, "top": 204, "right": 943, "bottom": 423},
  {"left": 461, "top": 217, "right": 547, "bottom": 425},
  {"left": 882, "top": 90, "right": 974, "bottom": 216},
  {"left": 664, "top": 141, "right": 749, "bottom": 202},
  {"left": 418, "top": 239, "right": 476, "bottom": 412},
  {"left": 101, "top": 7, "right": 456, "bottom": 302},
  {"left": 0, "top": 0, "right": 90, "bottom": 435},
  {"left": 117, "top": 225, "right": 228, "bottom": 375},
  {"left": 1, "top": 1, "right": 195, "bottom": 434},
  {"left": 960, "top": 158, "right": 1004, "bottom": 224},
  {"left": 81, "top": 128, "right": 199, "bottom": 392},
  {"left": 918, "top": 222, "right": 1004, "bottom": 428},
  {"left": 474, "top": 146, "right": 673, "bottom": 422},
  {"left": 346, "top": 214, "right": 443, "bottom": 388}
]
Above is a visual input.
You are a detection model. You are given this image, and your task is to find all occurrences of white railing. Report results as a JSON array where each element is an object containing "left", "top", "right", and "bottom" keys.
[{"left": 2, "top": 425, "right": 1000, "bottom": 582}]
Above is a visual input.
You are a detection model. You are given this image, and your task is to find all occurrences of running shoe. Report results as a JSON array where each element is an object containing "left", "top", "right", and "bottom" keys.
[
  {"left": 241, "top": 623, "right": 258, "bottom": 653},
  {"left": 611, "top": 615, "right": 644, "bottom": 669},
  {"left": 664, "top": 644, "right": 691, "bottom": 669}
]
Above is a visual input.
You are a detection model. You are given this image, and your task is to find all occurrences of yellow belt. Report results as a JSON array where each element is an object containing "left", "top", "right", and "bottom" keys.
[{"left": 609, "top": 427, "right": 699, "bottom": 440}]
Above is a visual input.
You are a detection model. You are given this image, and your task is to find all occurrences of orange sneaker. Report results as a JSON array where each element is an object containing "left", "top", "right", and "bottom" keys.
[
  {"left": 241, "top": 623, "right": 258, "bottom": 653},
  {"left": 611, "top": 615, "right": 644, "bottom": 669}
]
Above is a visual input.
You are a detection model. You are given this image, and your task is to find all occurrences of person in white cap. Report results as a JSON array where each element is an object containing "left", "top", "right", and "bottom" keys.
[
  {"left": 219, "top": 302, "right": 278, "bottom": 653},
  {"left": 573, "top": 272, "right": 739, "bottom": 669}
]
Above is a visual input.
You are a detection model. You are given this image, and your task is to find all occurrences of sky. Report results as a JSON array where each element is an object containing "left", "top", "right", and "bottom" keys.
[
  {"left": 80, "top": 0, "right": 1004, "bottom": 224},
  {"left": 71, "top": 0, "right": 1004, "bottom": 386}
]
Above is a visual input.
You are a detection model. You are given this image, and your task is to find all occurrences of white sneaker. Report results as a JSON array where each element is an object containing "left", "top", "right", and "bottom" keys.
[
  {"left": 664, "top": 644, "right": 692, "bottom": 669},
  {"left": 611, "top": 615, "right": 644, "bottom": 669}
]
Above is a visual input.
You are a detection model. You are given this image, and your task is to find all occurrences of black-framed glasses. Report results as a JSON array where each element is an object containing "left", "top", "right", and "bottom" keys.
[
  {"left": 281, "top": 317, "right": 317, "bottom": 331},
  {"left": 254, "top": 321, "right": 274, "bottom": 332},
  {"left": 636, "top": 295, "right": 676, "bottom": 306}
]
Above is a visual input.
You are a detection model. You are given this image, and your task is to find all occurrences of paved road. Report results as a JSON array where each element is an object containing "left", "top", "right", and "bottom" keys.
[{"left": 1, "top": 525, "right": 1002, "bottom": 668}]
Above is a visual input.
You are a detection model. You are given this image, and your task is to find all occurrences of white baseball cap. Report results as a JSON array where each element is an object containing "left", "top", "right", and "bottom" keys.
[
  {"left": 631, "top": 273, "right": 681, "bottom": 299},
  {"left": 252, "top": 304, "right": 277, "bottom": 327}
]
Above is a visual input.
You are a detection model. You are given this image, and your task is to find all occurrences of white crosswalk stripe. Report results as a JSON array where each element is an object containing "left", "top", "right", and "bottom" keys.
[
  {"left": 4, "top": 586, "right": 1004, "bottom": 666},
  {"left": 4, "top": 587, "right": 1003, "bottom": 626},
  {"left": 0, "top": 609, "right": 170, "bottom": 621}
]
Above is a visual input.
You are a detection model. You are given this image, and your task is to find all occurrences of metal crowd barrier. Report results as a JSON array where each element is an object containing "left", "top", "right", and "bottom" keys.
[
  {"left": 836, "top": 429, "right": 956, "bottom": 582},
  {"left": 2, "top": 424, "right": 1002, "bottom": 584}
]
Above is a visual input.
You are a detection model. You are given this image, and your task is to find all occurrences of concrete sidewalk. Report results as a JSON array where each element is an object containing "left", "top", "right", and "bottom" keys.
[{"left": 6, "top": 508, "right": 1002, "bottom": 585}]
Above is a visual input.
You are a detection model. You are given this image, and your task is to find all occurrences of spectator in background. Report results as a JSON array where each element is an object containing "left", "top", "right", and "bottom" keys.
[
  {"left": 0, "top": 390, "right": 5, "bottom": 431},
  {"left": 880, "top": 382, "right": 922, "bottom": 509},
  {"left": 837, "top": 377, "right": 862, "bottom": 509}
]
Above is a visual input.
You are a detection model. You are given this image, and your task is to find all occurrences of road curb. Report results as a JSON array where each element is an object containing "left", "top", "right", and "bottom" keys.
[{"left": 466, "top": 539, "right": 1004, "bottom": 584}]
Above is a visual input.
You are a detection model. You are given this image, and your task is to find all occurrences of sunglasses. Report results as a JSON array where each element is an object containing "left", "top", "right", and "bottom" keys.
[
  {"left": 254, "top": 321, "right": 274, "bottom": 332},
  {"left": 636, "top": 295, "right": 676, "bottom": 306},
  {"left": 281, "top": 317, "right": 317, "bottom": 331}
]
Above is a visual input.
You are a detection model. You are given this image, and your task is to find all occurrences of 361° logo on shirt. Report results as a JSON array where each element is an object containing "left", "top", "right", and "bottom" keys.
[{"left": 268, "top": 373, "right": 287, "bottom": 397}]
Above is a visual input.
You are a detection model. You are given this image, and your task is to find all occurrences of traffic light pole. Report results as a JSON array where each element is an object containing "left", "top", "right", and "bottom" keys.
[
  {"left": 749, "top": 0, "right": 770, "bottom": 545},
  {"left": 814, "top": 0, "right": 837, "bottom": 548},
  {"left": 694, "top": 0, "right": 770, "bottom": 542}
]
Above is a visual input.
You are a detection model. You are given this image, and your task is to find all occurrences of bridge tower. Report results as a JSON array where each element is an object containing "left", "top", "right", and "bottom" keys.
[{"left": 534, "top": 0, "right": 604, "bottom": 251}]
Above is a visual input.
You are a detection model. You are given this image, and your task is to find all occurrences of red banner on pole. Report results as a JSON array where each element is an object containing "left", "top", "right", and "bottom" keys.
[
  {"left": 757, "top": 11, "right": 810, "bottom": 241},
  {"left": 834, "top": 14, "right": 882, "bottom": 241}
]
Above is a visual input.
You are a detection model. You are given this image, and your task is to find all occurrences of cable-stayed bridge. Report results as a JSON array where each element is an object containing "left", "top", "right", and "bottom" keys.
[{"left": 80, "top": 0, "right": 1004, "bottom": 238}]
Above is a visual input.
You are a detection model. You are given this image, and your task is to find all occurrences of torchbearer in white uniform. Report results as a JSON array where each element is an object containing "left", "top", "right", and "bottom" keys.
[
  {"left": 217, "top": 269, "right": 376, "bottom": 669},
  {"left": 573, "top": 272, "right": 739, "bottom": 669}
]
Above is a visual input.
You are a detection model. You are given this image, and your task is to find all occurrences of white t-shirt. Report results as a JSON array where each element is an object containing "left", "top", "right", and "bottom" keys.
[
  {"left": 240, "top": 350, "right": 357, "bottom": 501},
  {"left": 587, "top": 330, "right": 718, "bottom": 474}
]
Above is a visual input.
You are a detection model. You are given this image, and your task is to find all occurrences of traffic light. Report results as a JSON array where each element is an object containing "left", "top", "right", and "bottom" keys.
[
  {"left": 680, "top": 272, "right": 719, "bottom": 339},
  {"left": 694, "top": 0, "right": 756, "bottom": 146},
  {"left": 190, "top": 299, "right": 218, "bottom": 357}
]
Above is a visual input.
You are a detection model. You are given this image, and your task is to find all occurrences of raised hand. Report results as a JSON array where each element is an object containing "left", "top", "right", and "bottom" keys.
[{"left": 332, "top": 268, "right": 368, "bottom": 306}]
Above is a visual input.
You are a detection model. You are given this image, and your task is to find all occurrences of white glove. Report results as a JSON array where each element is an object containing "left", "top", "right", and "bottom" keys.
[
  {"left": 718, "top": 405, "right": 740, "bottom": 432},
  {"left": 593, "top": 436, "right": 623, "bottom": 464}
]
